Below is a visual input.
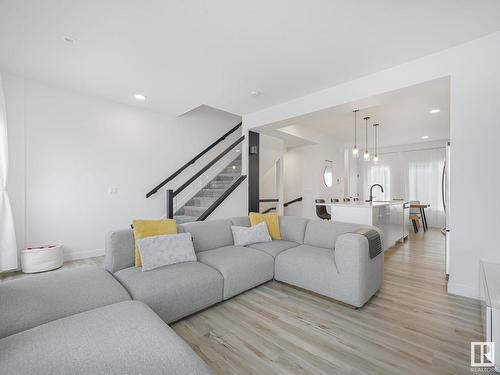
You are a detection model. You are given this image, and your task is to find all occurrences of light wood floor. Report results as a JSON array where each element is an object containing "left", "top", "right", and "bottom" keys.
[
  {"left": 172, "top": 229, "right": 482, "bottom": 374},
  {"left": 0, "top": 255, "right": 103, "bottom": 282}
]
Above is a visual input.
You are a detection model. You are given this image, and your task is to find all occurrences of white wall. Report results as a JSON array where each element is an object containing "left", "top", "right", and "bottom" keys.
[
  {"left": 283, "top": 138, "right": 344, "bottom": 219},
  {"left": 259, "top": 134, "right": 285, "bottom": 212},
  {"left": 244, "top": 31, "right": 500, "bottom": 299},
  {"left": 253, "top": 125, "right": 345, "bottom": 219},
  {"left": 3, "top": 74, "right": 245, "bottom": 261}
]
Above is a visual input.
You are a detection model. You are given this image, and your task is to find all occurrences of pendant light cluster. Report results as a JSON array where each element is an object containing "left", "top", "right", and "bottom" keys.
[{"left": 351, "top": 109, "right": 381, "bottom": 163}]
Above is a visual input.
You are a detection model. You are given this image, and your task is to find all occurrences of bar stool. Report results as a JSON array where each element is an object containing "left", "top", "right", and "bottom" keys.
[
  {"left": 315, "top": 199, "right": 331, "bottom": 220},
  {"left": 409, "top": 200, "right": 422, "bottom": 233}
]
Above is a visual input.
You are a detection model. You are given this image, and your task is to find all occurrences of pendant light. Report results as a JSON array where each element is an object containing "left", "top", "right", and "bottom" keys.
[
  {"left": 373, "top": 123, "right": 379, "bottom": 163},
  {"left": 363, "top": 116, "right": 370, "bottom": 161},
  {"left": 352, "top": 109, "right": 359, "bottom": 156}
]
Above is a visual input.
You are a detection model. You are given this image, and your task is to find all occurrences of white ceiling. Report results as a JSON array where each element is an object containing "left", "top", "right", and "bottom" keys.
[
  {"left": 0, "top": 1, "right": 499, "bottom": 116},
  {"left": 267, "top": 77, "right": 450, "bottom": 148}
]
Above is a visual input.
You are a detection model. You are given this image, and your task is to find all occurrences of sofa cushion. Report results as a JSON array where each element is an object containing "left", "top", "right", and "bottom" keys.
[
  {"left": 303, "top": 220, "right": 362, "bottom": 249},
  {"left": 249, "top": 212, "right": 281, "bottom": 240},
  {"left": 132, "top": 219, "right": 178, "bottom": 267},
  {"left": 0, "top": 301, "right": 212, "bottom": 375},
  {"left": 197, "top": 246, "right": 274, "bottom": 299},
  {"left": 279, "top": 216, "right": 309, "bottom": 243},
  {"left": 137, "top": 233, "right": 196, "bottom": 272},
  {"left": 0, "top": 267, "right": 131, "bottom": 339},
  {"left": 180, "top": 219, "right": 233, "bottom": 252},
  {"left": 275, "top": 244, "right": 340, "bottom": 297},
  {"left": 231, "top": 222, "right": 272, "bottom": 246},
  {"left": 247, "top": 240, "right": 300, "bottom": 257},
  {"left": 105, "top": 229, "right": 136, "bottom": 273},
  {"left": 114, "top": 262, "right": 223, "bottom": 323},
  {"left": 229, "top": 216, "right": 251, "bottom": 227}
]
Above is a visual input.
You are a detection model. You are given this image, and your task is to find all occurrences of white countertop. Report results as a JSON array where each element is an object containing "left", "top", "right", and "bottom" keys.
[{"left": 316, "top": 200, "right": 408, "bottom": 208}]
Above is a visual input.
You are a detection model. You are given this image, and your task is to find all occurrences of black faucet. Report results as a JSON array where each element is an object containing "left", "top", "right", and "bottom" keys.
[{"left": 368, "top": 184, "right": 384, "bottom": 202}]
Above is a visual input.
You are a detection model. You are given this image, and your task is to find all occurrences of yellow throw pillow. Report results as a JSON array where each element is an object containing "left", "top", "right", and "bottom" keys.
[
  {"left": 249, "top": 212, "right": 281, "bottom": 240},
  {"left": 132, "top": 219, "right": 177, "bottom": 267}
]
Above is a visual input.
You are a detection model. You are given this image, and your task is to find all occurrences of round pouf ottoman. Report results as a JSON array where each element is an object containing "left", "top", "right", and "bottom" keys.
[{"left": 21, "top": 245, "right": 63, "bottom": 273}]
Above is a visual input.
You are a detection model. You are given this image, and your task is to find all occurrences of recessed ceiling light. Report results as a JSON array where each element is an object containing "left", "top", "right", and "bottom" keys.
[
  {"left": 250, "top": 91, "right": 261, "bottom": 97},
  {"left": 429, "top": 109, "right": 440, "bottom": 114},
  {"left": 62, "top": 36, "right": 75, "bottom": 44},
  {"left": 134, "top": 94, "right": 146, "bottom": 101},
  {"left": 421, "top": 135, "right": 429, "bottom": 139}
]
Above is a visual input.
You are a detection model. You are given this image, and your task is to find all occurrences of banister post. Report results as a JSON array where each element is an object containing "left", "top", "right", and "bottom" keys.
[{"left": 166, "top": 189, "right": 174, "bottom": 219}]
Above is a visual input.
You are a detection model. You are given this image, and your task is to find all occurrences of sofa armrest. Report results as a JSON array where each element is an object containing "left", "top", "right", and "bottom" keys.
[
  {"left": 334, "top": 229, "right": 384, "bottom": 307},
  {"left": 104, "top": 229, "right": 135, "bottom": 274},
  {"left": 334, "top": 227, "right": 384, "bottom": 271}
]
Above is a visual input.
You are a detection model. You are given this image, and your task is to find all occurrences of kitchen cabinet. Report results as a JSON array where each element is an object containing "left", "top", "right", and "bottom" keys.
[{"left": 320, "top": 201, "right": 409, "bottom": 250}]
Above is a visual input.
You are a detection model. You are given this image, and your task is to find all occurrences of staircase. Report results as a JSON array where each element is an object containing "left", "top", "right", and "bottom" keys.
[
  {"left": 174, "top": 156, "right": 242, "bottom": 223},
  {"left": 145, "top": 122, "right": 246, "bottom": 224}
]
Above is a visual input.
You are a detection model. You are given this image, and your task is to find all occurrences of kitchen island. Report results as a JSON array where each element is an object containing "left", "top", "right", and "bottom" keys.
[{"left": 316, "top": 201, "right": 410, "bottom": 250}]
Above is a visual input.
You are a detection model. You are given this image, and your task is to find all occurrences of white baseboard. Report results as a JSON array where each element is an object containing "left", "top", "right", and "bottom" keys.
[
  {"left": 447, "top": 282, "right": 479, "bottom": 300},
  {"left": 63, "top": 248, "right": 104, "bottom": 262}
]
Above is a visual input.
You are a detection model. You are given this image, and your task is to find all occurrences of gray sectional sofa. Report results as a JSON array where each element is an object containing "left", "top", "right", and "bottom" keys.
[{"left": 0, "top": 216, "right": 383, "bottom": 374}]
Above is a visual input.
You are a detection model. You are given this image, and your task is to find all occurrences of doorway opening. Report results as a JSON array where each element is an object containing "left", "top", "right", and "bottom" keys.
[{"left": 250, "top": 76, "right": 451, "bottom": 279}]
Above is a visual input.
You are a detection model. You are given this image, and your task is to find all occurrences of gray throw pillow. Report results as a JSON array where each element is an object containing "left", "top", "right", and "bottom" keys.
[
  {"left": 137, "top": 233, "right": 196, "bottom": 272},
  {"left": 231, "top": 222, "right": 272, "bottom": 246}
]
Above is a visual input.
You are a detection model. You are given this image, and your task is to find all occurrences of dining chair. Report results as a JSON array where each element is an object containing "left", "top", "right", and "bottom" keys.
[{"left": 315, "top": 199, "right": 331, "bottom": 220}]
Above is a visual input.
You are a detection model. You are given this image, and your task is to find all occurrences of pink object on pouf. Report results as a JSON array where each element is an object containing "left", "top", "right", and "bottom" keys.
[{"left": 21, "top": 245, "right": 63, "bottom": 273}]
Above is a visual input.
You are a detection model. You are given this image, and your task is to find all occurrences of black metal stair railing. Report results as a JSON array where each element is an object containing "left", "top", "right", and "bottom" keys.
[
  {"left": 145, "top": 122, "right": 245, "bottom": 221},
  {"left": 260, "top": 197, "right": 303, "bottom": 214},
  {"left": 197, "top": 175, "right": 247, "bottom": 221},
  {"left": 164, "top": 135, "right": 245, "bottom": 219},
  {"left": 146, "top": 122, "right": 242, "bottom": 198}
]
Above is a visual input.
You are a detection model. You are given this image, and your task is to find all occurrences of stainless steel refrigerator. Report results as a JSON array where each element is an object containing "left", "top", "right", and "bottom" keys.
[{"left": 441, "top": 141, "right": 451, "bottom": 277}]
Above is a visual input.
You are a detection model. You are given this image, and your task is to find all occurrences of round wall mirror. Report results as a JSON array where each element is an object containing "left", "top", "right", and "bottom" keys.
[{"left": 323, "top": 163, "right": 333, "bottom": 187}]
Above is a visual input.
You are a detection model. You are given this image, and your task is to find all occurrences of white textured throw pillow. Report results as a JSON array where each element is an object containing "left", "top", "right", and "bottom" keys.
[
  {"left": 137, "top": 233, "right": 196, "bottom": 272},
  {"left": 231, "top": 222, "right": 272, "bottom": 246}
]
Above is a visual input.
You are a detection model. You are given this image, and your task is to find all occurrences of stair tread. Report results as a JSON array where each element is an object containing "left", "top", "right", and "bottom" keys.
[{"left": 175, "top": 156, "right": 242, "bottom": 220}]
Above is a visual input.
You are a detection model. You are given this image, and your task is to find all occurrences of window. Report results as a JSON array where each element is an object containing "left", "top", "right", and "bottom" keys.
[
  {"left": 367, "top": 164, "right": 391, "bottom": 201},
  {"left": 323, "top": 162, "right": 333, "bottom": 187}
]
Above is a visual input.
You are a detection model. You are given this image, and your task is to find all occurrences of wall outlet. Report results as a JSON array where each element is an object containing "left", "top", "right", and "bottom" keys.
[{"left": 108, "top": 186, "right": 118, "bottom": 194}]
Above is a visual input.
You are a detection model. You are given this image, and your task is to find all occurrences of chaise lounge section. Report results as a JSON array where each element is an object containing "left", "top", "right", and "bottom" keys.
[
  {"left": 0, "top": 267, "right": 131, "bottom": 339},
  {"left": 0, "top": 300, "right": 212, "bottom": 375}
]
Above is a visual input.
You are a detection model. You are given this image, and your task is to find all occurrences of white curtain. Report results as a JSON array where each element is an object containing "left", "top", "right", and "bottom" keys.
[
  {"left": 0, "top": 73, "right": 18, "bottom": 271},
  {"left": 365, "top": 164, "right": 391, "bottom": 201},
  {"left": 402, "top": 148, "right": 445, "bottom": 228}
]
